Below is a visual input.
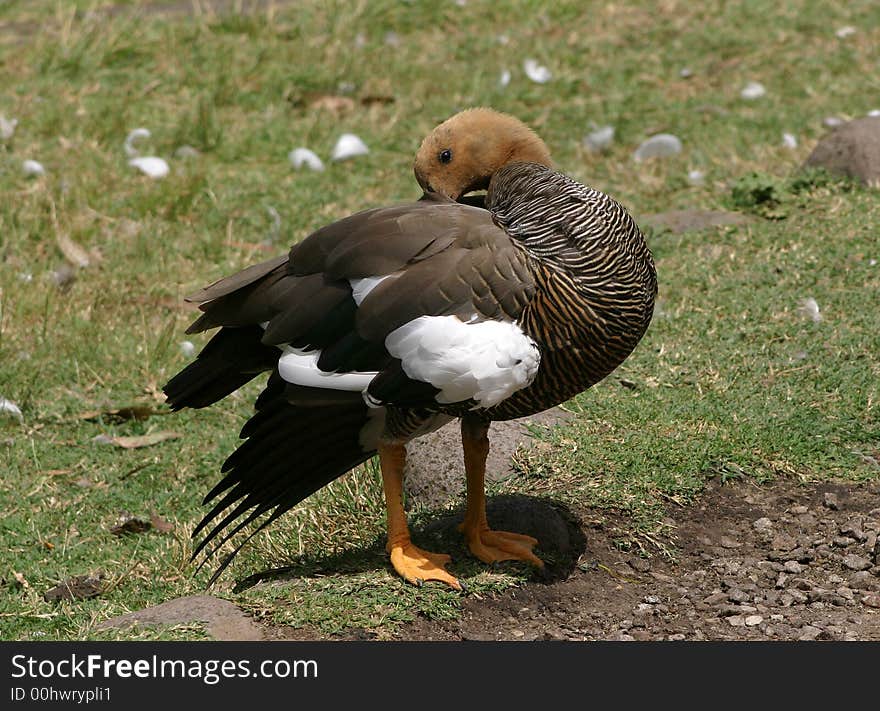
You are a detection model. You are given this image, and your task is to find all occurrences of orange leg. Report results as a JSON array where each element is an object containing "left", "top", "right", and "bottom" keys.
[
  {"left": 458, "top": 418, "right": 543, "bottom": 568},
  {"left": 379, "top": 442, "right": 461, "bottom": 590}
]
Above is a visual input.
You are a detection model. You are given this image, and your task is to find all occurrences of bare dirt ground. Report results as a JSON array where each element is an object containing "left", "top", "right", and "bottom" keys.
[
  {"left": 258, "top": 477, "right": 879, "bottom": 642},
  {"left": 102, "top": 477, "right": 880, "bottom": 642}
]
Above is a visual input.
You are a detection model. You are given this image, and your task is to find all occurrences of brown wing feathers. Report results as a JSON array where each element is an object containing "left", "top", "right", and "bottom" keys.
[{"left": 164, "top": 199, "right": 537, "bottom": 579}]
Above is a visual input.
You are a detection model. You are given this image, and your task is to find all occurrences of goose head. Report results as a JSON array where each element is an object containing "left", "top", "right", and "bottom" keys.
[{"left": 413, "top": 108, "right": 552, "bottom": 201}]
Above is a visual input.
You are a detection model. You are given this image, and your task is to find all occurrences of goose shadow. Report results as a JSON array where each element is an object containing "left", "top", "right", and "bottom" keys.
[{"left": 232, "top": 493, "right": 587, "bottom": 593}]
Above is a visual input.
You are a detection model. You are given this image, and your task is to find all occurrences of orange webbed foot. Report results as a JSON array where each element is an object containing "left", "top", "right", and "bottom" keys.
[
  {"left": 388, "top": 541, "right": 462, "bottom": 590},
  {"left": 458, "top": 523, "right": 544, "bottom": 568}
]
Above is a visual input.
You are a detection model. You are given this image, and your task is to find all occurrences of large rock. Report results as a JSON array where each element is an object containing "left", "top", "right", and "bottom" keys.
[
  {"left": 98, "top": 595, "right": 264, "bottom": 640},
  {"left": 803, "top": 116, "right": 880, "bottom": 187},
  {"left": 640, "top": 209, "right": 752, "bottom": 234},
  {"left": 403, "top": 407, "right": 571, "bottom": 509}
]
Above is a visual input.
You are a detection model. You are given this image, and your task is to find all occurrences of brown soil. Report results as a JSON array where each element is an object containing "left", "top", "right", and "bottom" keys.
[{"left": 264, "top": 477, "right": 880, "bottom": 641}]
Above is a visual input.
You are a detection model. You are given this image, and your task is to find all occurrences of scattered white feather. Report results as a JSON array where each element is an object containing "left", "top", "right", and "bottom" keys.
[
  {"left": 22, "top": 159, "right": 45, "bottom": 176},
  {"left": 687, "top": 169, "right": 705, "bottom": 185},
  {"left": 499, "top": 69, "right": 511, "bottom": 88},
  {"left": 835, "top": 26, "right": 856, "bottom": 39},
  {"left": 0, "top": 398, "right": 23, "bottom": 420},
  {"left": 18, "top": 272, "right": 33, "bottom": 283},
  {"left": 129, "top": 156, "right": 170, "bottom": 179},
  {"left": 385, "top": 316, "right": 540, "bottom": 408},
  {"left": 633, "top": 134, "right": 682, "bottom": 162},
  {"left": 288, "top": 147, "right": 325, "bottom": 171},
  {"left": 869, "top": 259, "right": 877, "bottom": 266},
  {"left": 496, "top": 34, "right": 510, "bottom": 45},
  {"left": 124, "top": 127, "right": 152, "bottom": 157},
  {"left": 383, "top": 31, "right": 400, "bottom": 47},
  {"left": 179, "top": 341, "right": 196, "bottom": 358},
  {"left": 868, "top": 109, "right": 880, "bottom": 117},
  {"left": 823, "top": 116, "right": 844, "bottom": 129},
  {"left": 349, "top": 276, "right": 393, "bottom": 306},
  {"left": 740, "top": 81, "right": 766, "bottom": 100},
  {"left": 679, "top": 67, "right": 693, "bottom": 79},
  {"left": 798, "top": 297, "right": 822, "bottom": 324},
  {"left": 583, "top": 125, "right": 615, "bottom": 153},
  {"left": 331, "top": 133, "right": 369, "bottom": 161},
  {"left": 523, "top": 59, "right": 551, "bottom": 84},
  {"left": 265, "top": 206, "right": 282, "bottom": 243},
  {"left": 782, "top": 132, "right": 798, "bottom": 149},
  {"left": 0, "top": 115, "right": 17, "bottom": 141}
]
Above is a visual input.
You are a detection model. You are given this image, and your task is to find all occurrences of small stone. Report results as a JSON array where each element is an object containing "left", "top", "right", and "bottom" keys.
[
  {"left": 779, "top": 593, "right": 795, "bottom": 607},
  {"left": 719, "top": 536, "right": 742, "bottom": 549},
  {"left": 23, "top": 159, "right": 46, "bottom": 177},
  {"left": 783, "top": 561, "right": 804, "bottom": 574},
  {"left": 727, "top": 615, "right": 746, "bottom": 627},
  {"left": 727, "top": 589, "right": 751, "bottom": 604},
  {"left": 643, "top": 595, "right": 661, "bottom": 604},
  {"left": 667, "top": 633, "right": 686, "bottom": 641},
  {"left": 833, "top": 536, "right": 855, "bottom": 548},
  {"left": 633, "top": 134, "right": 683, "bottom": 162},
  {"left": 849, "top": 571, "right": 872, "bottom": 588},
  {"left": 842, "top": 554, "right": 871, "bottom": 571},
  {"left": 789, "top": 505, "right": 809, "bottom": 514},
  {"left": 753, "top": 517, "right": 773, "bottom": 532},
  {"left": 616, "top": 633, "right": 635, "bottom": 641},
  {"left": 628, "top": 557, "right": 650, "bottom": 573},
  {"left": 630, "top": 630, "right": 652, "bottom": 641},
  {"left": 740, "top": 81, "right": 766, "bottom": 100},
  {"left": 799, "top": 625, "right": 822, "bottom": 641},
  {"left": 823, "top": 492, "right": 841, "bottom": 510},
  {"left": 583, "top": 125, "right": 615, "bottom": 153},
  {"left": 861, "top": 594, "right": 880, "bottom": 608},
  {"left": 703, "top": 591, "right": 727, "bottom": 606},
  {"left": 744, "top": 615, "right": 763, "bottom": 627},
  {"left": 288, "top": 147, "right": 325, "bottom": 172},
  {"left": 789, "top": 589, "right": 808, "bottom": 604},
  {"left": 836, "top": 587, "right": 855, "bottom": 601},
  {"left": 770, "top": 533, "right": 797, "bottom": 551}
]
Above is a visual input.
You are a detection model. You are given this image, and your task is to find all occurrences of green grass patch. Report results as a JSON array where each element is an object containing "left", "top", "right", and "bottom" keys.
[{"left": 1, "top": 0, "right": 878, "bottom": 640}]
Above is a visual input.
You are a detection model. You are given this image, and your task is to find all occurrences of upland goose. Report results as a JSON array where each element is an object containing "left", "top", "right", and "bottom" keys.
[{"left": 164, "top": 108, "right": 657, "bottom": 589}]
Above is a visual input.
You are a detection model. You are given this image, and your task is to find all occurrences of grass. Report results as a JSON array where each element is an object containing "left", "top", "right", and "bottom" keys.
[{"left": 1, "top": 0, "right": 878, "bottom": 640}]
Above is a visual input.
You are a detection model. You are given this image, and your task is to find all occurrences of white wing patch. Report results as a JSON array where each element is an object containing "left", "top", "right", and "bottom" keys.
[
  {"left": 385, "top": 316, "right": 540, "bottom": 408},
  {"left": 277, "top": 346, "right": 377, "bottom": 391}
]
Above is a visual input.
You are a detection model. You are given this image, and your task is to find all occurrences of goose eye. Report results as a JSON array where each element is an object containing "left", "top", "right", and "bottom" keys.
[{"left": 438, "top": 149, "right": 452, "bottom": 164}]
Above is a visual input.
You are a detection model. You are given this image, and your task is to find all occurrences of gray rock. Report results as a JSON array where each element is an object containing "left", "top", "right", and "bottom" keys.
[
  {"left": 403, "top": 407, "right": 570, "bottom": 508},
  {"left": 744, "top": 615, "right": 763, "bottom": 627},
  {"left": 799, "top": 625, "right": 823, "bottom": 641},
  {"left": 753, "top": 517, "right": 773, "bottom": 532},
  {"left": 633, "top": 133, "right": 682, "bottom": 162},
  {"left": 97, "top": 595, "right": 264, "bottom": 641},
  {"left": 783, "top": 561, "right": 804, "bottom": 574},
  {"left": 803, "top": 116, "right": 880, "bottom": 187},
  {"left": 823, "top": 492, "right": 841, "bottom": 510},
  {"left": 639, "top": 209, "right": 752, "bottom": 235},
  {"left": 842, "top": 553, "right": 871, "bottom": 571}
]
